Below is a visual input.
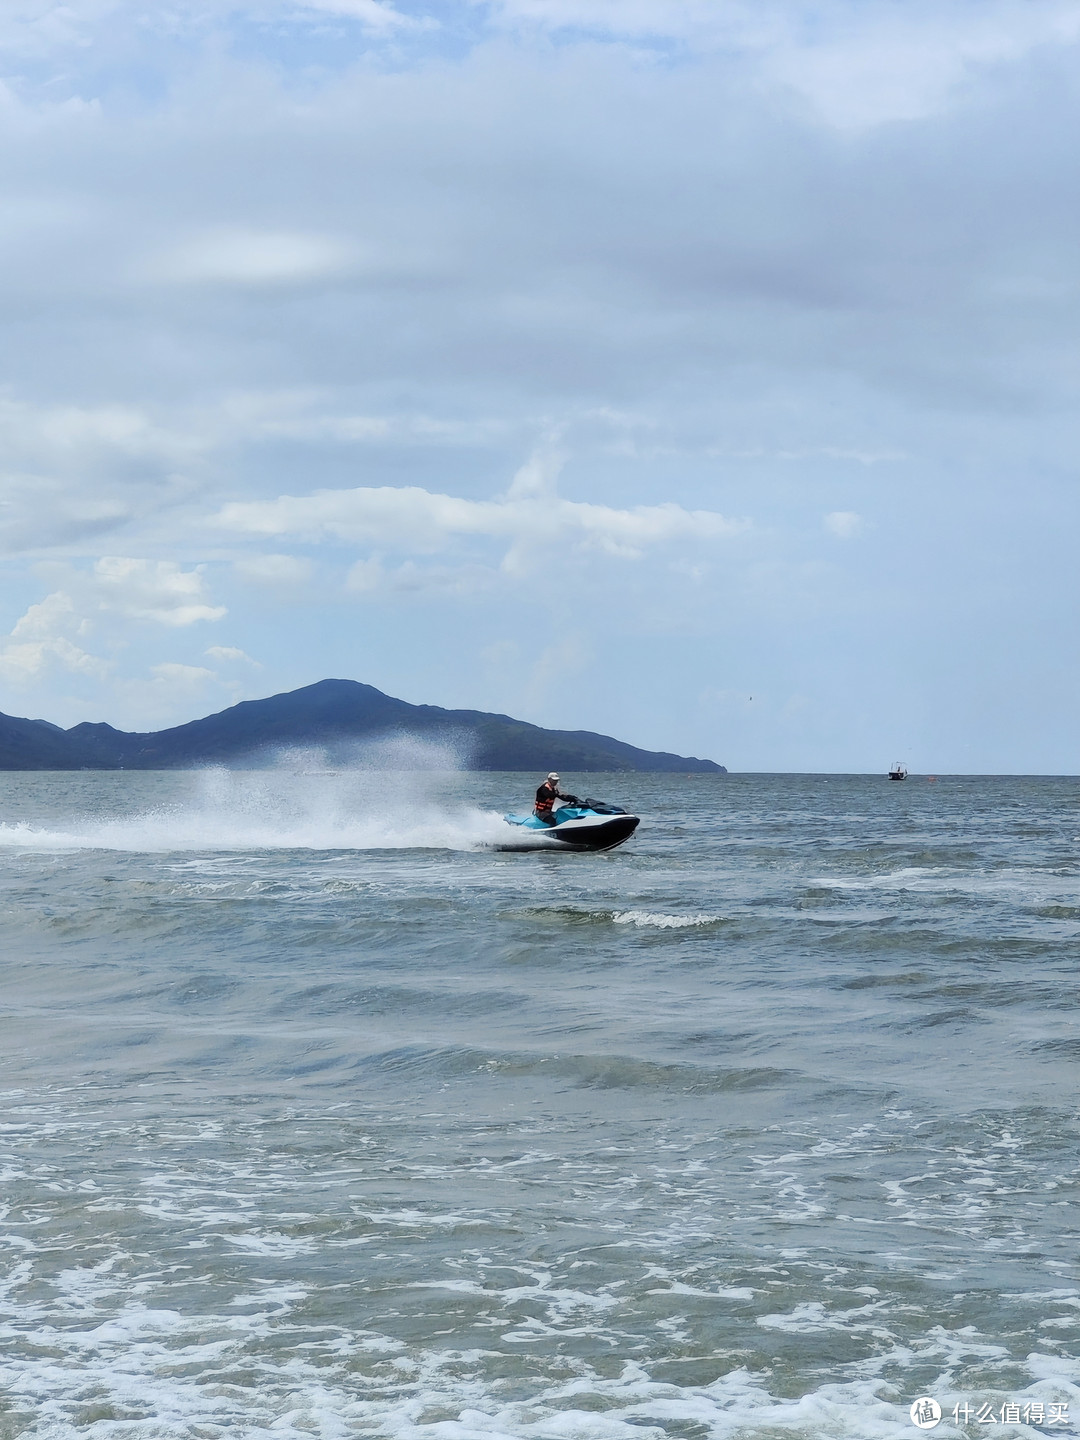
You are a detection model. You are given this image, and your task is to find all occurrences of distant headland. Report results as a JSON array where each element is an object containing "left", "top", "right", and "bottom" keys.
[{"left": 0, "top": 679, "right": 726, "bottom": 773}]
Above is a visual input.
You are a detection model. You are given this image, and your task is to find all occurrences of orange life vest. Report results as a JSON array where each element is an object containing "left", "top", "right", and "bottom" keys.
[{"left": 535, "top": 782, "right": 558, "bottom": 814}]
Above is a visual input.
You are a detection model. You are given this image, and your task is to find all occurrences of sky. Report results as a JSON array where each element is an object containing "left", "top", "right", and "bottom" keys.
[{"left": 0, "top": 0, "right": 1078, "bottom": 772}]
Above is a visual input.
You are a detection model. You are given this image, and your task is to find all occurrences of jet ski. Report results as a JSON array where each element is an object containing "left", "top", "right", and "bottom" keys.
[{"left": 498, "top": 796, "right": 640, "bottom": 852}]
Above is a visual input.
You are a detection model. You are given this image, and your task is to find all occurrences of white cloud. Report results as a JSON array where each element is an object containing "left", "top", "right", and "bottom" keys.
[
  {"left": 345, "top": 557, "right": 383, "bottom": 592},
  {"left": 824, "top": 511, "right": 864, "bottom": 539},
  {"left": 472, "top": 0, "right": 775, "bottom": 43},
  {"left": 91, "top": 559, "right": 225, "bottom": 625},
  {"left": 0, "top": 559, "right": 225, "bottom": 684},
  {"left": 0, "top": 398, "right": 207, "bottom": 554},
  {"left": 346, "top": 558, "right": 498, "bottom": 595},
  {"left": 8, "top": 592, "right": 85, "bottom": 643},
  {"left": 0, "top": 398, "right": 185, "bottom": 457},
  {"left": 6, "top": 0, "right": 1080, "bottom": 133},
  {"left": 234, "top": 554, "right": 313, "bottom": 587},
  {"left": 205, "top": 645, "right": 257, "bottom": 664},
  {"left": 0, "top": 0, "right": 414, "bottom": 66},
  {"left": 293, "top": 0, "right": 413, "bottom": 26},
  {"left": 265, "top": 414, "right": 393, "bottom": 443},
  {"left": 215, "top": 472, "right": 748, "bottom": 571},
  {"left": 0, "top": 591, "right": 107, "bottom": 683},
  {"left": 763, "top": 4, "right": 1080, "bottom": 129},
  {"left": 147, "top": 228, "right": 353, "bottom": 287},
  {"left": 151, "top": 661, "right": 214, "bottom": 683},
  {"left": 474, "top": 0, "right": 1080, "bottom": 126},
  {"left": 506, "top": 448, "right": 563, "bottom": 499},
  {"left": 208, "top": 401, "right": 515, "bottom": 449}
]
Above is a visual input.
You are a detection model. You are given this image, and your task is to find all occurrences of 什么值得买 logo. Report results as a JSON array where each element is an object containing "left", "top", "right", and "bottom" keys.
[{"left": 910, "top": 1398, "right": 941, "bottom": 1429}]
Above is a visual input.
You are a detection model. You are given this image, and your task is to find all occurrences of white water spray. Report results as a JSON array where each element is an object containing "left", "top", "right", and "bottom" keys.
[{"left": 0, "top": 739, "right": 510, "bottom": 853}]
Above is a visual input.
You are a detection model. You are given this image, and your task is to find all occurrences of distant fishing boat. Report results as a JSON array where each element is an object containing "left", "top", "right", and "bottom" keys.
[{"left": 888, "top": 762, "right": 908, "bottom": 781}]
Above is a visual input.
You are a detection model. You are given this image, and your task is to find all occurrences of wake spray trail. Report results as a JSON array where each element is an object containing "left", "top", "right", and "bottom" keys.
[{"left": 0, "top": 745, "right": 509, "bottom": 853}]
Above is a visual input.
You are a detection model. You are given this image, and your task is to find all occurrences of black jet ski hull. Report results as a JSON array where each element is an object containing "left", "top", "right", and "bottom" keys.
[{"left": 495, "top": 812, "right": 640, "bottom": 852}]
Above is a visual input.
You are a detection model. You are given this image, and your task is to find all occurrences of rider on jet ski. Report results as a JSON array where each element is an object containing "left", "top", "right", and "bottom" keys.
[{"left": 534, "top": 772, "right": 572, "bottom": 825}]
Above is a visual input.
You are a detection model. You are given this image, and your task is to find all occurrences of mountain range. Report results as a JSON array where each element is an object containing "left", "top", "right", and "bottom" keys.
[{"left": 0, "top": 679, "right": 726, "bottom": 773}]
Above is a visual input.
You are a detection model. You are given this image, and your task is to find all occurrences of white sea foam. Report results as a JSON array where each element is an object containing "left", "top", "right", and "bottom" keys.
[
  {"left": 813, "top": 865, "right": 1080, "bottom": 907},
  {"left": 222, "top": 1230, "right": 318, "bottom": 1257},
  {"left": 1, "top": 1320, "right": 1076, "bottom": 1440},
  {"left": 645, "top": 1282, "right": 755, "bottom": 1300},
  {"left": 757, "top": 1299, "right": 888, "bottom": 1333},
  {"left": 612, "top": 910, "right": 720, "bottom": 928}
]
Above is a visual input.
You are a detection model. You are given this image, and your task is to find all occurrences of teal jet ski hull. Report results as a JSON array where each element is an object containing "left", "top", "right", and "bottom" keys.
[{"left": 497, "top": 801, "right": 639, "bottom": 852}]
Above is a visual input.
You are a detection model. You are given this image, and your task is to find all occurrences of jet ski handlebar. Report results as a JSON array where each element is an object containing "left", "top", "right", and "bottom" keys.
[{"left": 562, "top": 796, "right": 627, "bottom": 815}]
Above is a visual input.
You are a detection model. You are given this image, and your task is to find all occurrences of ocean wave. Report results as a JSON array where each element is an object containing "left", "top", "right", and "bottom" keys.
[
  {"left": 0, "top": 1309, "right": 1076, "bottom": 1440},
  {"left": 612, "top": 910, "right": 722, "bottom": 928},
  {"left": 357, "top": 1042, "right": 790, "bottom": 1092}
]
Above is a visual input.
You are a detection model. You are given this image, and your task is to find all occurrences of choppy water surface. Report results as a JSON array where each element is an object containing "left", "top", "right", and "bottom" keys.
[{"left": 1, "top": 770, "right": 1079, "bottom": 1440}]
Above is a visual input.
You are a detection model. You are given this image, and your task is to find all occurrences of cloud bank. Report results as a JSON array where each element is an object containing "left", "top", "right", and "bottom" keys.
[
  {"left": 0, "top": 0, "right": 1076, "bottom": 768},
  {"left": 215, "top": 477, "right": 746, "bottom": 563}
]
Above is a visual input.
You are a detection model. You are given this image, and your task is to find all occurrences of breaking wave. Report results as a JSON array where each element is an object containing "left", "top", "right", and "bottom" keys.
[{"left": 612, "top": 909, "right": 722, "bottom": 928}]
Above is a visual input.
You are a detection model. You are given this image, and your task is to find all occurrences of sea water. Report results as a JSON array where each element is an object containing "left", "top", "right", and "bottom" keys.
[{"left": 0, "top": 769, "right": 1078, "bottom": 1440}]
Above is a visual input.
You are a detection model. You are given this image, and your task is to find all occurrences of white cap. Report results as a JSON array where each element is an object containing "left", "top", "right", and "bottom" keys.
[{"left": 547, "top": 772, "right": 560, "bottom": 781}]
